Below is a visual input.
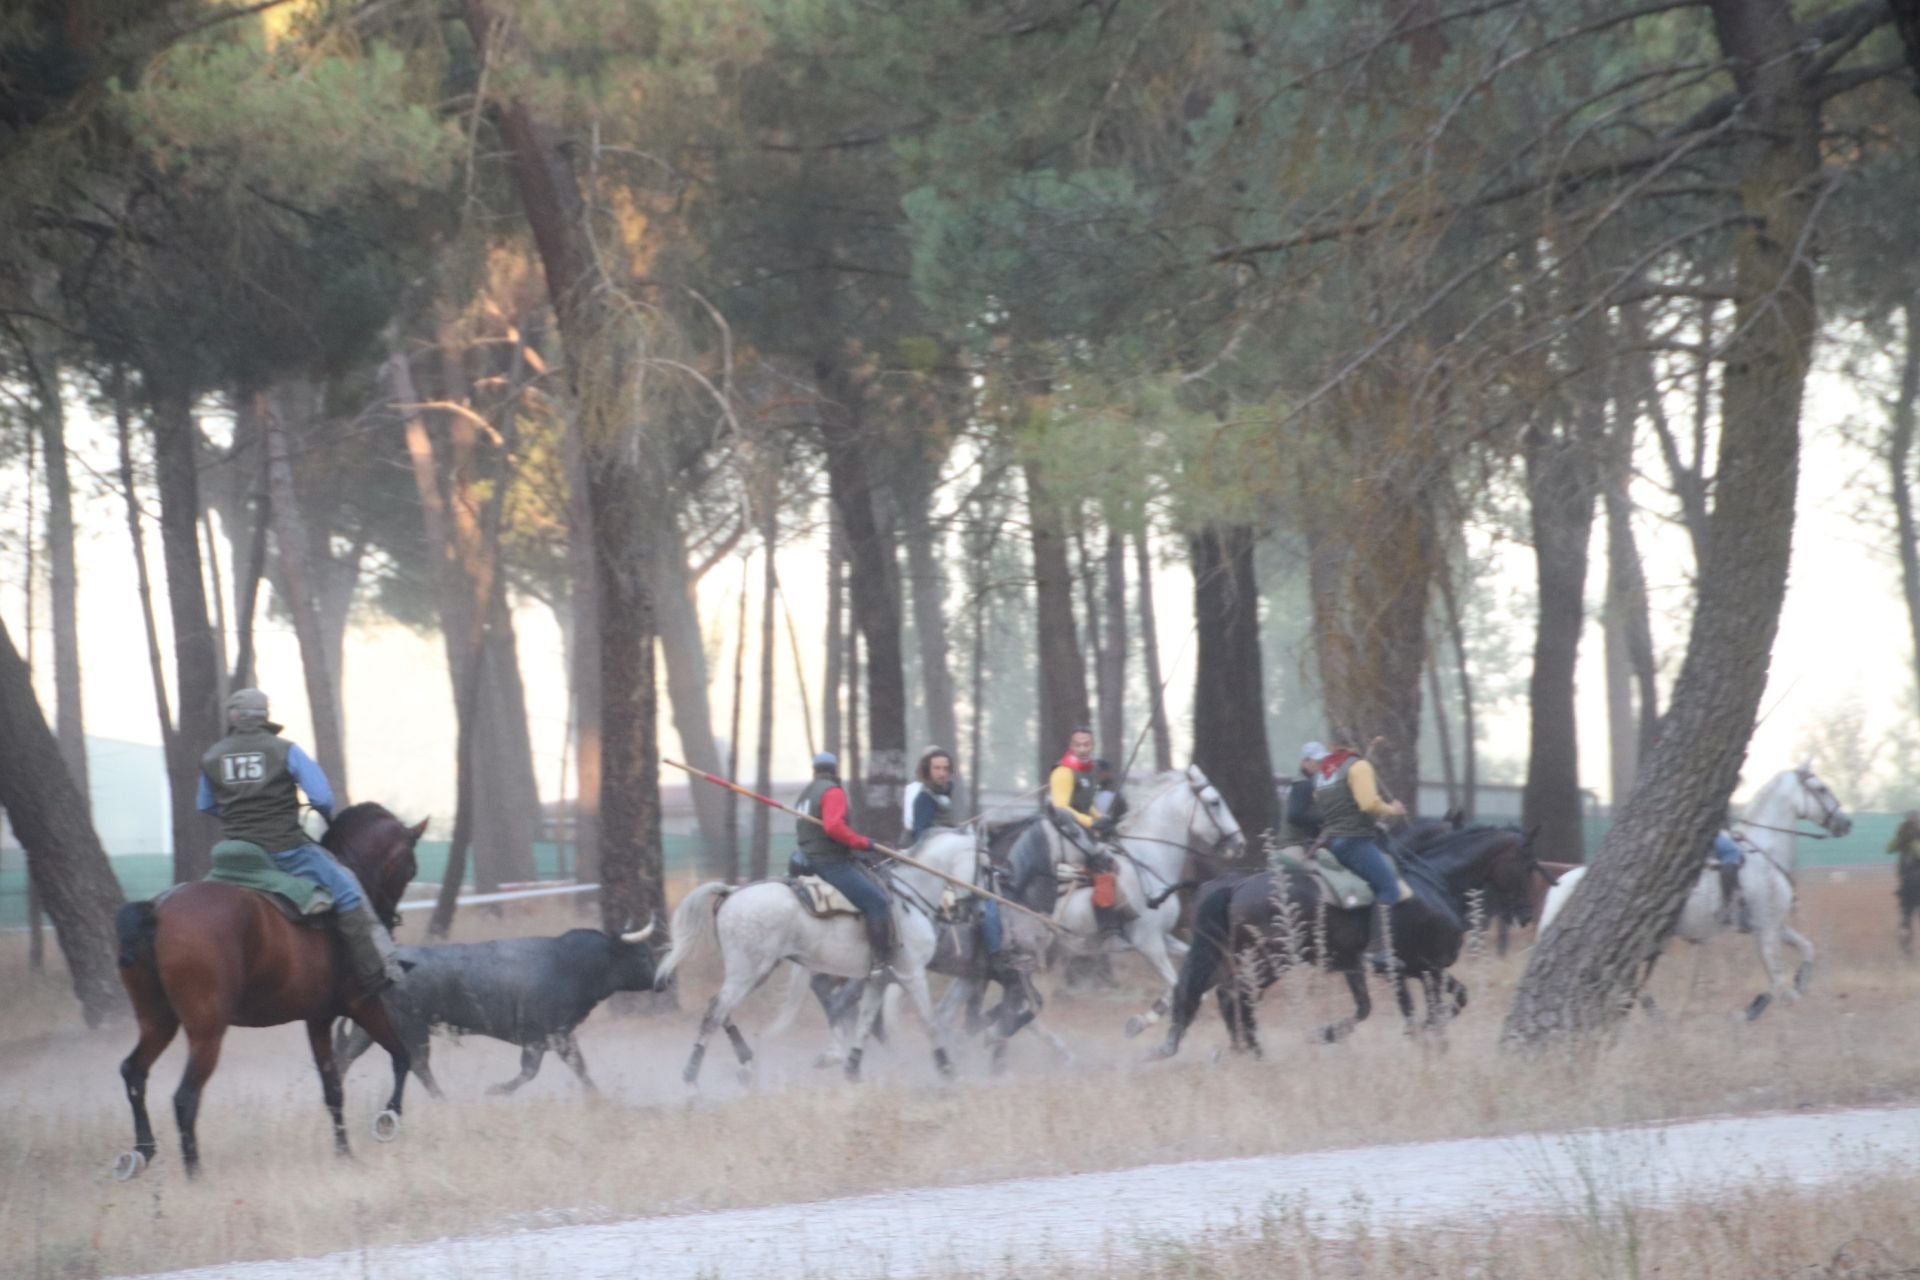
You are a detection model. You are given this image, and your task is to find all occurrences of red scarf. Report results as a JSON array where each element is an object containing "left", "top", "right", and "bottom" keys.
[
  {"left": 1318, "top": 748, "right": 1358, "bottom": 781},
  {"left": 1058, "top": 751, "right": 1093, "bottom": 773}
]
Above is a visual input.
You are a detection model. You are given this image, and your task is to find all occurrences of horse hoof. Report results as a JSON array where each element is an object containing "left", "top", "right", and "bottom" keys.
[
  {"left": 372, "top": 1110, "right": 401, "bottom": 1143},
  {"left": 1123, "top": 1015, "right": 1145, "bottom": 1039},
  {"left": 933, "top": 1048, "right": 955, "bottom": 1080},
  {"left": 1745, "top": 993, "right": 1772, "bottom": 1021},
  {"left": 112, "top": 1151, "right": 147, "bottom": 1181}
]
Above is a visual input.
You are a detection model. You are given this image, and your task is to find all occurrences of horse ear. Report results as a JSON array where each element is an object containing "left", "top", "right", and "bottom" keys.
[{"left": 408, "top": 817, "right": 430, "bottom": 842}]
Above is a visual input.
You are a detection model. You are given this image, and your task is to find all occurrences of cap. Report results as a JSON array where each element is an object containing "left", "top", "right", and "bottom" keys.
[
  {"left": 227, "top": 688, "right": 271, "bottom": 730},
  {"left": 1299, "top": 740, "right": 1328, "bottom": 763},
  {"left": 812, "top": 751, "right": 839, "bottom": 771}
]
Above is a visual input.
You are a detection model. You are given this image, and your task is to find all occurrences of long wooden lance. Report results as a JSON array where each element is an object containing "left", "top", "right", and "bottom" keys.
[{"left": 663, "top": 758, "right": 1062, "bottom": 932}]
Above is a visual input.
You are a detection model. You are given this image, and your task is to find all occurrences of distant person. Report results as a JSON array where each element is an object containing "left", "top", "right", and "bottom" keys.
[
  {"left": 1271, "top": 741, "right": 1327, "bottom": 869},
  {"left": 902, "top": 747, "right": 960, "bottom": 845},
  {"left": 197, "top": 688, "right": 402, "bottom": 997}
]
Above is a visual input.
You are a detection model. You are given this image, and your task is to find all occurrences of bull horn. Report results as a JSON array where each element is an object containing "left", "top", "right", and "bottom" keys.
[{"left": 621, "top": 915, "right": 658, "bottom": 944}]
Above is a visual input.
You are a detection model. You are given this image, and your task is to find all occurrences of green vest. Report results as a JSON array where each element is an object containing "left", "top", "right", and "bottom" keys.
[
  {"left": 1314, "top": 757, "right": 1376, "bottom": 840},
  {"left": 796, "top": 776, "right": 851, "bottom": 863},
  {"left": 200, "top": 729, "right": 308, "bottom": 854}
]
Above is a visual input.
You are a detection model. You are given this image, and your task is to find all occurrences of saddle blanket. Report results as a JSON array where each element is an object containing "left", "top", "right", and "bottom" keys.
[
  {"left": 787, "top": 875, "right": 861, "bottom": 918},
  {"left": 1271, "top": 845, "right": 1393, "bottom": 911},
  {"left": 206, "top": 839, "right": 333, "bottom": 918}
]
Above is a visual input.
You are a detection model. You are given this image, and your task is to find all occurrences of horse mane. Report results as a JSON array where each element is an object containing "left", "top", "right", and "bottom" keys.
[
  {"left": 1408, "top": 824, "right": 1522, "bottom": 880},
  {"left": 1740, "top": 766, "right": 1804, "bottom": 820},
  {"left": 320, "top": 801, "right": 400, "bottom": 858}
]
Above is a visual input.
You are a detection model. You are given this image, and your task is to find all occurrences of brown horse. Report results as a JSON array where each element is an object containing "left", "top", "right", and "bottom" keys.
[{"left": 112, "top": 803, "right": 427, "bottom": 1178}]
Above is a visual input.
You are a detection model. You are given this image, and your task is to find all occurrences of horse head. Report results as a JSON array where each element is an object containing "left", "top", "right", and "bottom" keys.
[
  {"left": 321, "top": 804, "right": 427, "bottom": 931},
  {"left": 1790, "top": 761, "right": 1852, "bottom": 838},
  {"left": 1178, "top": 765, "right": 1246, "bottom": 862}
]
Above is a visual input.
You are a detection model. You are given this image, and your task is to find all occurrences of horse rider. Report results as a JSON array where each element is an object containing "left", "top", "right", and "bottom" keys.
[
  {"left": 1312, "top": 741, "right": 1407, "bottom": 970},
  {"left": 1713, "top": 829, "right": 1745, "bottom": 926},
  {"left": 904, "top": 745, "right": 1005, "bottom": 961},
  {"left": 1048, "top": 725, "right": 1133, "bottom": 935},
  {"left": 795, "top": 751, "right": 895, "bottom": 981},
  {"left": 1270, "top": 740, "right": 1327, "bottom": 869},
  {"left": 1890, "top": 811, "right": 1920, "bottom": 870},
  {"left": 196, "top": 688, "right": 402, "bottom": 998}
]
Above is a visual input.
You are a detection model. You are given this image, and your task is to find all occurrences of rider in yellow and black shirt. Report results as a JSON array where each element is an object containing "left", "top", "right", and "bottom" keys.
[{"left": 1049, "top": 725, "right": 1131, "bottom": 934}]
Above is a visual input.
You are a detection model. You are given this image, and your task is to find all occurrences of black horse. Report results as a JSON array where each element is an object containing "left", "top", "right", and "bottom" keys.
[
  {"left": 1899, "top": 855, "right": 1920, "bottom": 957},
  {"left": 1154, "top": 825, "right": 1542, "bottom": 1057}
]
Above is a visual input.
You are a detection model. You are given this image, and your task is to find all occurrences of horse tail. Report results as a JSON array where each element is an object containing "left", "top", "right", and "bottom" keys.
[
  {"left": 761, "top": 961, "right": 814, "bottom": 1041},
  {"left": 654, "top": 882, "right": 732, "bottom": 989},
  {"left": 1169, "top": 879, "right": 1237, "bottom": 1032},
  {"left": 1146, "top": 878, "right": 1200, "bottom": 911},
  {"left": 115, "top": 900, "right": 160, "bottom": 972}
]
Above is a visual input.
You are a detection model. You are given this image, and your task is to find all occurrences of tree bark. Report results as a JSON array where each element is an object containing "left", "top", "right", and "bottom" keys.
[
  {"left": 1505, "top": 0, "right": 1820, "bottom": 1045},
  {"left": 824, "top": 508, "right": 844, "bottom": 755},
  {"left": 901, "top": 466, "right": 961, "bottom": 765},
  {"left": 467, "top": 14, "right": 663, "bottom": 930},
  {"left": 1100, "top": 525, "right": 1128, "bottom": 769},
  {"left": 566, "top": 415, "right": 603, "bottom": 891},
  {"left": 1190, "top": 524, "right": 1278, "bottom": 842},
  {"left": 0, "top": 614, "right": 124, "bottom": 1025},
  {"left": 652, "top": 503, "right": 733, "bottom": 878},
  {"left": 147, "top": 377, "right": 222, "bottom": 882},
  {"left": 750, "top": 512, "right": 778, "bottom": 880},
  {"left": 724, "top": 556, "right": 748, "bottom": 877},
  {"left": 1136, "top": 528, "right": 1173, "bottom": 773},
  {"left": 26, "top": 351, "right": 88, "bottom": 803},
  {"left": 1025, "top": 454, "right": 1091, "bottom": 778},
  {"left": 1891, "top": 294, "right": 1920, "bottom": 708},
  {"left": 820, "top": 381, "right": 909, "bottom": 832},
  {"left": 1520, "top": 405, "right": 1598, "bottom": 865},
  {"left": 1602, "top": 384, "right": 1661, "bottom": 811},
  {"left": 1426, "top": 639, "right": 1458, "bottom": 812},
  {"left": 262, "top": 387, "right": 349, "bottom": 798},
  {"left": 1437, "top": 563, "right": 1478, "bottom": 820}
]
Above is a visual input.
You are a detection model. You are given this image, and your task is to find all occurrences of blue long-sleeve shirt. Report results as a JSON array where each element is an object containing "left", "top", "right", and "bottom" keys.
[{"left": 197, "top": 743, "right": 334, "bottom": 820}]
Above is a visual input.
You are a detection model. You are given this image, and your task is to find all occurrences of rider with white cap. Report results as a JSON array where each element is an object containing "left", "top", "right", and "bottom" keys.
[{"left": 1269, "top": 741, "right": 1328, "bottom": 869}]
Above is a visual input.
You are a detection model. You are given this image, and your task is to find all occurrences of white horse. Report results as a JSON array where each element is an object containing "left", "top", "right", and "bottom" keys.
[
  {"left": 655, "top": 826, "right": 986, "bottom": 1083},
  {"left": 1004, "top": 765, "right": 1247, "bottom": 1038},
  {"left": 1538, "top": 763, "right": 1851, "bottom": 1019}
]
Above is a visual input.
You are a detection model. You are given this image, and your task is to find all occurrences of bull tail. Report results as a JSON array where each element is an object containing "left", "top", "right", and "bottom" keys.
[
  {"left": 115, "top": 900, "right": 160, "bottom": 972},
  {"left": 761, "top": 961, "right": 814, "bottom": 1041},
  {"left": 654, "top": 881, "right": 731, "bottom": 990}
]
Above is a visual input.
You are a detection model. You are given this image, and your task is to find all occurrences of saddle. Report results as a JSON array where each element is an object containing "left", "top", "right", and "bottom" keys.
[
  {"left": 1272, "top": 845, "right": 1383, "bottom": 911},
  {"left": 205, "top": 840, "right": 333, "bottom": 923},
  {"left": 785, "top": 875, "right": 862, "bottom": 918}
]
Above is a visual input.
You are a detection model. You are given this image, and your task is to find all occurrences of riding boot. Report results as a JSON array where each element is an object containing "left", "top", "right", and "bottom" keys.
[
  {"left": 336, "top": 902, "right": 405, "bottom": 1000},
  {"left": 1367, "top": 903, "right": 1399, "bottom": 975},
  {"left": 1717, "top": 863, "right": 1741, "bottom": 927},
  {"left": 863, "top": 909, "right": 897, "bottom": 983}
]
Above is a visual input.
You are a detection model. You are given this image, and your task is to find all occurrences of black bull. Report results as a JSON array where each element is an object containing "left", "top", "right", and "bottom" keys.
[
  {"left": 1154, "top": 826, "right": 1544, "bottom": 1057},
  {"left": 336, "top": 929, "right": 656, "bottom": 1097}
]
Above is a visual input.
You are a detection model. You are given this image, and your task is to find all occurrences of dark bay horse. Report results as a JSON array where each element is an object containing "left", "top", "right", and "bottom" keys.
[
  {"left": 112, "top": 803, "right": 427, "bottom": 1177},
  {"left": 1155, "top": 826, "right": 1541, "bottom": 1058}
]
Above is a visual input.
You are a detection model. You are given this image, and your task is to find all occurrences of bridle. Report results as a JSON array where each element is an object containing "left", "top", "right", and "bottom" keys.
[{"left": 1738, "top": 769, "right": 1847, "bottom": 841}]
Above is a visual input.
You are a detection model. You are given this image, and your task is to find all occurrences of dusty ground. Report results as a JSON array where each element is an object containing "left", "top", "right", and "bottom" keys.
[{"left": 3, "top": 866, "right": 1917, "bottom": 1278}]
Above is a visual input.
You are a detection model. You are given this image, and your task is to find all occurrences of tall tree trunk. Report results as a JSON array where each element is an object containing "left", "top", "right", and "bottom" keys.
[
  {"left": 1135, "top": 528, "right": 1173, "bottom": 773},
  {"left": 1426, "top": 638, "right": 1458, "bottom": 813},
  {"left": 0, "top": 614, "right": 124, "bottom": 1025},
  {"left": 567, "top": 418, "right": 603, "bottom": 892},
  {"left": 116, "top": 380, "right": 175, "bottom": 778},
  {"left": 652, "top": 506, "right": 732, "bottom": 878},
  {"left": 1890, "top": 294, "right": 1920, "bottom": 707},
  {"left": 724, "top": 556, "right": 748, "bottom": 877},
  {"left": 820, "top": 385, "right": 908, "bottom": 832},
  {"left": 901, "top": 476, "right": 960, "bottom": 765},
  {"left": 473, "top": 604, "right": 542, "bottom": 888},
  {"left": 1100, "top": 525, "right": 1127, "bottom": 770},
  {"left": 229, "top": 443, "right": 270, "bottom": 691},
  {"left": 147, "top": 377, "right": 222, "bottom": 882},
  {"left": 1075, "top": 520, "right": 1106, "bottom": 750},
  {"left": 1436, "top": 562, "right": 1478, "bottom": 821},
  {"left": 824, "top": 508, "right": 844, "bottom": 755},
  {"left": 1025, "top": 455, "right": 1091, "bottom": 778},
  {"left": 750, "top": 515, "right": 778, "bottom": 880},
  {"left": 467, "top": 18, "right": 663, "bottom": 932},
  {"left": 1602, "top": 389, "right": 1661, "bottom": 811},
  {"left": 27, "top": 352, "right": 88, "bottom": 803},
  {"left": 1506, "top": 0, "right": 1819, "bottom": 1044},
  {"left": 1190, "top": 525, "right": 1278, "bottom": 841},
  {"left": 262, "top": 387, "right": 349, "bottom": 798},
  {"left": 1520, "top": 404, "right": 1599, "bottom": 865}
]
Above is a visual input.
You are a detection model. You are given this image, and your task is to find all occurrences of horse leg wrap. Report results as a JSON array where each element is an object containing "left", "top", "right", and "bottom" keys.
[
  {"left": 683, "top": 1042, "right": 707, "bottom": 1085},
  {"left": 725, "top": 1023, "right": 754, "bottom": 1066},
  {"left": 932, "top": 1047, "right": 954, "bottom": 1079}
]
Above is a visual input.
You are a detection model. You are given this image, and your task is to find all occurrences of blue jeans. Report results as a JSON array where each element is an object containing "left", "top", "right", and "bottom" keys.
[
  {"left": 808, "top": 858, "right": 891, "bottom": 931},
  {"left": 270, "top": 842, "right": 366, "bottom": 913},
  {"left": 1713, "top": 833, "right": 1743, "bottom": 867},
  {"left": 979, "top": 900, "right": 1004, "bottom": 955},
  {"left": 1329, "top": 837, "right": 1404, "bottom": 905}
]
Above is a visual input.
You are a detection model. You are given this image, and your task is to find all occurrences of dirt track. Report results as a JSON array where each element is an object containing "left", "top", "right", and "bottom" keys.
[{"left": 125, "top": 1103, "right": 1920, "bottom": 1280}]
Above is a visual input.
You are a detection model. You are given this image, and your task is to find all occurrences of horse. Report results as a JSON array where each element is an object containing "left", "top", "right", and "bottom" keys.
[
  {"left": 1001, "top": 765, "right": 1247, "bottom": 1039},
  {"left": 1901, "top": 858, "right": 1920, "bottom": 957},
  {"left": 111, "top": 803, "right": 427, "bottom": 1178},
  {"left": 655, "top": 824, "right": 992, "bottom": 1084},
  {"left": 1537, "top": 762, "right": 1851, "bottom": 1020},
  {"left": 1155, "top": 825, "right": 1543, "bottom": 1058}
]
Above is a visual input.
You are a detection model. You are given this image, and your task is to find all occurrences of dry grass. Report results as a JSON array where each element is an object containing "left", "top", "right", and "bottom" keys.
[{"left": 4, "top": 869, "right": 1919, "bottom": 1278}]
